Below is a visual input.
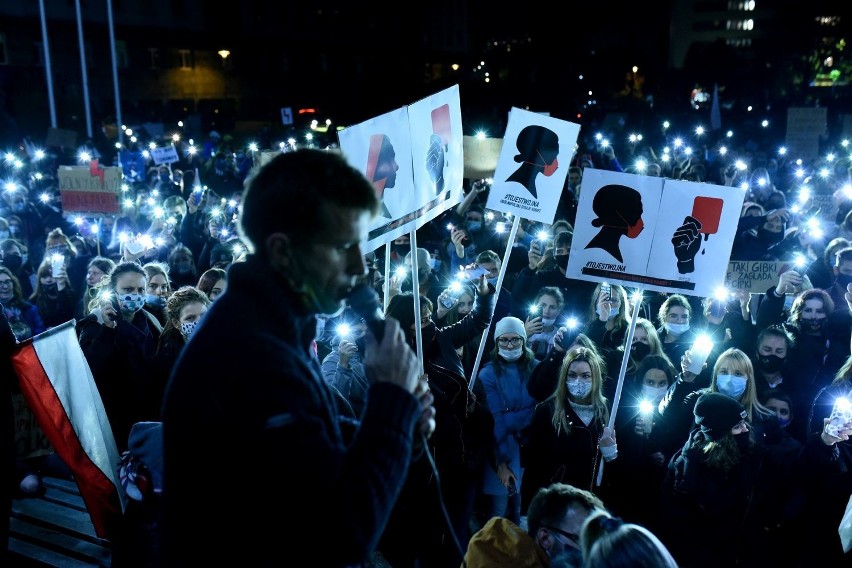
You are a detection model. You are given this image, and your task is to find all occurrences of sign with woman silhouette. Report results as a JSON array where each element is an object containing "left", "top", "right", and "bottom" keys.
[
  {"left": 567, "top": 169, "right": 744, "bottom": 297},
  {"left": 487, "top": 107, "right": 580, "bottom": 225},
  {"left": 338, "top": 85, "right": 465, "bottom": 253}
]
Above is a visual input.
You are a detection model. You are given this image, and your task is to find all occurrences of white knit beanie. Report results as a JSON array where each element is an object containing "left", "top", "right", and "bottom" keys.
[{"left": 494, "top": 316, "right": 527, "bottom": 341}]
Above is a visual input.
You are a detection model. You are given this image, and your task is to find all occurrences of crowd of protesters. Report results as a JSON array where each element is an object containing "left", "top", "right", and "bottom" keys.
[{"left": 1, "top": 114, "right": 851, "bottom": 567}]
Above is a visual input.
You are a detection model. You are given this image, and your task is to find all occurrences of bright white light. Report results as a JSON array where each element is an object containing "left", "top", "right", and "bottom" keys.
[
  {"left": 662, "top": 121, "right": 670, "bottom": 129},
  {"left": 735, "top": 160, "right": 747, "bottom": 171},
  {"left": 719, "top": 146, "right": 728, "bottom": 156},
  {"left": 695, "top": 126, "right": 704, "bottom": 136},
  {"left": 798, "top": 187, "right": 811, "bottom": 202},
  {"left": 819, "top": 168, "right": 830, "bottom": 178},
  {"left": 713, "top": 287, "right": 730, "bottom": 301},
  {"left": 778, "top": 147, "right": 787, "bottom": 155},
  {"left": 726, "top": 130, "right": 734, "bottom": 138},
  {"left": 795, "top": 168, "right": 804, "bottom": 178}
]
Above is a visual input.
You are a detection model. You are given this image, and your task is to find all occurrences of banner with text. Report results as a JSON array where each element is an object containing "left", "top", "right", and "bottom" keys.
[
  {"left": 567, "top": 169, "right": 746, "bottom": 297},
  {"left": 58, "top": 163, "right": 122, "bottom": 215}
]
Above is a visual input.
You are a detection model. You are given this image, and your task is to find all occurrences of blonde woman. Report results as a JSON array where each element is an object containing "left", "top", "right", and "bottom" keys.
[
  {"left": 659, "top": 347, "right": 775, "bottom": 455},
  {"left": 583, "top": 282, "right": 631, "bottom": 351},
  {"left": 519, "top": 347, "right": 616, "bottom": 512}
]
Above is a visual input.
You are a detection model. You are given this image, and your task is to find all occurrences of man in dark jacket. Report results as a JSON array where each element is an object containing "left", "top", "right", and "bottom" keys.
[{"left": 161, "top": 149, "right": 434, "bottom": 566}]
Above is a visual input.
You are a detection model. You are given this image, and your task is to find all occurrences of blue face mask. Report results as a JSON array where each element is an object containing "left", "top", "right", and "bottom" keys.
[
  {"left": 119, "top": 293, "right": 145, "bottom": 314},
  {"left": 716, "top": 374, "right": 747, "bottom": 399},
  {"left": 466, "top": 220, "right": 482, "bottom": 232},
  {"left": 487, "top": 277, "right": 498, "bottom": 286},
  {"left": 144, "top": 294, "right": 165, "bottom": 308},
  {"left": 429, "top": 258, "right": 442, "bottom": 271}
]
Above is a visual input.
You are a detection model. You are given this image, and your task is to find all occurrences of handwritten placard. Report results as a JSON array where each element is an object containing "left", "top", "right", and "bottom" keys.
[{"left": 724, "top": 260, "right": 790, "bottom": 293}]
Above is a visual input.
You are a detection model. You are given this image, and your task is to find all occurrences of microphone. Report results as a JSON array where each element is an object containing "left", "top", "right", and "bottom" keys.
[{"left": 346, "top": 283, "right": 386, "bottom": 343}]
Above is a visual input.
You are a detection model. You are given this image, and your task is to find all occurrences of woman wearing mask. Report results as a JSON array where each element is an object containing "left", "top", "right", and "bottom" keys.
[
  {"left": 30, "top": 259, "right": 75, "bottom": 328},
  {"left": 477, "top": 316, "right": 539, "bottom": 525},
  {"left": 142, "top": 262, "right": 172, "bottom": 326},
  {"left": 661, "top": 392, "right": 798, "bottom": 567},
  {"left": 1, "top": 238, "right": 34, "bottom": 299},
  {"left": 656, "top": 294, "right": 697, "bottom": 369},
  {"left": 605, "top": 355, "right": 677, "bottom": 532},
  {"left": 519, "top": 347, "right": 616, "bottom": 511},
  {"left": 583, "top": 282, "right": 631, "bottom": 352},
  {"left": 151, "top": 286, "right": 209, "bottom": 415},
  {"left": 0, "top": 265, "right": 44, "bottom": 341},
  {"left": 434, "top": 283, "right": 477, "bottom": 377},
  {"left": 166, "top": 244, "right": 197, "bottom": 289},
  {"left": 658, "top": 347, "right": 777, "bottom": 457},
  {"left": 600, "top": 317, "right": 672, "bottom": 390},
  {"left": 42, "top": 228, "right": 89, "bottom": 310},
  {"left": 77, "top": 262, "right": 162, "bottom": 452}
]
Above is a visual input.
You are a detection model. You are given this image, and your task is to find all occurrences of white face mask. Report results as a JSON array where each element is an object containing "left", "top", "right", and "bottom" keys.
[
  {"left": 595, "top": 308, "right": 619, "bottom": 319},
  {"left": 541, "top": 317, "right": 556, "bottom": 326},
  {"left": 499, "top": 347, "right": 523, "bottom": 362},
  {"left": 665, "top": 322, "right": 690, "bottom": 335},
  {"left": 716, "top": 374, "right": 747, "bottom": 399},
  {"left": 180, "top": 320, "right": 199, "bottom": 341},
  {"left": 641, "top": 384, "right": 668, "bottom": 405},
  {"left": 566, "top": 379, "right": 592, "bottom": 399}
]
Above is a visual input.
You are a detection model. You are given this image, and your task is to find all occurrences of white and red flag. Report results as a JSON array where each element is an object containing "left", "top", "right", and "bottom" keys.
[{"left": 11, "top": 320, "right": 126, "bottom": 539}]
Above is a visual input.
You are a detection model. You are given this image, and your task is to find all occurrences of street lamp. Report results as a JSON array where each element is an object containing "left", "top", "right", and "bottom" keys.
[{"left": 218, "top": 50, "right": 230, "bottom": 60}]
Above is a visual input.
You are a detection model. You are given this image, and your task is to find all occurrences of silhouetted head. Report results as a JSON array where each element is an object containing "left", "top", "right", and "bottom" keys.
[
  {"left": 513, "top": 125, "right": 560, "bottom": 176},
  {"left": 590, "top": 184, "right": 643, "bottom": 235},
  {"left": 366, "top": 134, "right": 398, "bottom": 191}
]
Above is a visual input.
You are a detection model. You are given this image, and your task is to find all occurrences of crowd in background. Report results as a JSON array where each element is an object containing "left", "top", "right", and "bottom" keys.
[{"left": 2, "top": 114, "right": 852, "bottom": 567}]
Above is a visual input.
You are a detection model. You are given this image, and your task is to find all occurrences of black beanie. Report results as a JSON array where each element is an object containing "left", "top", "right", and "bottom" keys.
[{"left": 694, "top": 392, "right": 747, "bottom": 441}]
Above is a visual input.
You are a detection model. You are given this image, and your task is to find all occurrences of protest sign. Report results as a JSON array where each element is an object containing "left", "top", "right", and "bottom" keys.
[
  {"left": 724, "top": 259, "right": 788, "bottom": 294},
  {"left": 58, "top": 163, "right": 122, "bottom": 214},
  {"left": 150, "top": 145, "right": 180, "bottom": 165},
  {"left": 785, "top": 107, "right": 827, "bottom": 161},
  {"left": 338, "top": 85, "right": 464, "bottom": 253},
  {"left": 567, "top": 169, "right": 746, "bottom": 297},
  {"left": 486, "top": 108, "right": 580, "bottom": 225}
]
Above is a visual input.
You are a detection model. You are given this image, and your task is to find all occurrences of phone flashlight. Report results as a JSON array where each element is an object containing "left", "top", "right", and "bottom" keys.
[
  {"left": 336, "top": 323, "right": 351, "bottom": 338},
  {"left": 529, "top": 304, "right": 540, "bottom": 316},
  {"left": 639, "top": 399, "right": 655, "bottom": 416}
]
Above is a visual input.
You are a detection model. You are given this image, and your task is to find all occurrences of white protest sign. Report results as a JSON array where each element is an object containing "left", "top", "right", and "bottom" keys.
[
  {"left": 567, "top": 169, "right": 746, "bottom": 297},
  {"left": 486, "top": 108, "right": 580, "bottom": 225},
  {"left": 338, "top": 85, "right": 465, "bottom": 253},
  {"left": 150, "top": 145, "right": 180, "bottom": 165}
]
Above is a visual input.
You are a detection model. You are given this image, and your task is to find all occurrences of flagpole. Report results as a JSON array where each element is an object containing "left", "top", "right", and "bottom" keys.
[
  {"left": 37, "top": 0, "right": 57, "bottom": 128},
  {"left": 74, "top": 0, "right": 93, "bottom": 139}
]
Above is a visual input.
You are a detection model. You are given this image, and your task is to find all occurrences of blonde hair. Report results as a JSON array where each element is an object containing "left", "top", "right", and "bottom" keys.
[
  {"left": 550, "top": 347, "right": 609, "bottom": 435},
  {"left": 710, "top": 347, "right": 769, "bottom": 422}
]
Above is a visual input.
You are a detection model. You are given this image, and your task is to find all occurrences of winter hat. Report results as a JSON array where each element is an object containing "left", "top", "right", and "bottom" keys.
[
  {"left": 693, "top": 392, "right": 747, "bottom": 441},
  {"left": 494, "top": 316, "right": 527, "bottom": 342},
  {"left": 404, "top": 247, "right": 432, "bottom": 276}
]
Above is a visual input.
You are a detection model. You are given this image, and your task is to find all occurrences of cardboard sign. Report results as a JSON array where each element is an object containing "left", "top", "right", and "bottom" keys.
[
  {"left": 58, "top": 164, "right": 122, "bottom": 214},
  {"left": 150, "top": 145, "right": 180, "bottom": 165},
  {"left": 724, "top": 259, "right": 793, "bottom": 294}
]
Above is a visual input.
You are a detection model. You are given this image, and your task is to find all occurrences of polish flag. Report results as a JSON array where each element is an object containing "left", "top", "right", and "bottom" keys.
[{"left": 11, "top": 321, "right": 126, "bottom": 539}]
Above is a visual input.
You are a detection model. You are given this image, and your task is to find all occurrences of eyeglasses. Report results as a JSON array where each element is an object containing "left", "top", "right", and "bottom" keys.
[
  {"left": 497, "top": 337, "right": 523, "bottom": 347},
  {"left": 544, "top": 526, "right": 580, "bottom": 546}
]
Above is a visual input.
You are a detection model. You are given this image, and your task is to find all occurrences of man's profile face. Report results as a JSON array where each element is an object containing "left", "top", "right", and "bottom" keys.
[{"left": 292, "top": 204, "right": 371, "bottom": 316}]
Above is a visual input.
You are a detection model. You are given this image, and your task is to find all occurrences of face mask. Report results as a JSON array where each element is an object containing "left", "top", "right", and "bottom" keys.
[
  {"left": 0, "top": 231, "right": 9, "bottom": 239},
  {"left": 20, "top": 253, "right": 27, "bottom": 266},
  {"left": 466, "top": 220, "right": 482, "bottom": 232},
  {"left": 641, "top": 385, "right": 667, "bottom": 405},
  {"left": 758, "top": 227, "right": 784, "bottom": 244},
  {"left": 42, "top": 282, "right": 58, "bottom": 295},
  {"left": 429, "top": 258, "right": 441, "bottom": 271},
  {"left": 2, "top": 256, "right": 22, "bottom": 271},
  {"left": 665, "top": 322, "right": 690, "bottom": 335},
  {"left": 554, "top": 254, "right": 569, "bottom": 271},
  {"left": 626, "top": 217, "right": 644, "bottom": 239},
  {"left": 145, "top": 294, "right": 165, "bottom": 308},
  {"left": 541, "top": 317, "right": 556, "bottom": 326},
  {"left": 566, "top": 379, "right": 592, "bottom": 399},
  {"left": 119, "top": 293, "right": 145, "bottom": 313},
  {"left": 631, "top": 342, "right": 651, "bottom": 361},
  {"left": 487, "top": 277, "right": 498, "bottom": 286},
  {"left": 777, "top": 416, "right": 790, "bottom": 429},
  {"left": 734, "top": 431, "right": 751, "bottom": 452},
  {"left": 596, "top": 307, "right": 619, "bottom": 319},
  {"left": 758, "top": 354, "right": 785, "bottom": 373},
  {"left": 174, "top": 261, "right": 192, "bottom": 274},
  {"left": 8, "top": 226, "right": 19, "bottom": 235},
  {"left": 159, "top": 173, "right": 171, "bottom": 183},
  {"left": 542, "top": 157, "right": 558, "bottom": 176},
  {"left": 180, "top": 320, "right": 199, "bottom": 340},
  {"left": 716, "top": 374, "right": 747, "bottom": 399},
  {"left": 499, "top": 347, "right": 523, "bottom": 362},
  {"left": 837, "top": 274, "right": 852, "bottom": 289},
  {"left": 800, "top": 317, "right": 825, "bottom": 333}
]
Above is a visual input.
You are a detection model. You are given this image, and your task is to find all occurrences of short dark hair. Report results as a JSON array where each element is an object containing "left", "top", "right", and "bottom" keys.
[
  {"left": 239, "top": 149, "right": 379, "bottom": 255},
  {"left": 526, "top": 482, "right": 605, "bottom": 536},
  {"left": 384, "top": 292, "right": 433, "bottom": 332}
]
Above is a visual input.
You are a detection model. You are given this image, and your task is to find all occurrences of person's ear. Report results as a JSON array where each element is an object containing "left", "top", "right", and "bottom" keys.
[
  {"left": 265, "top": 232, "right": 294, "bottom": 270},
  {"left": 535, "top": 528, "right": 553, "bottom": 551}
]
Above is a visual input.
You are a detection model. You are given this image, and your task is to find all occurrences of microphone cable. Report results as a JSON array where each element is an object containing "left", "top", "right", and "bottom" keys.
[{"left": 420, "top": 431, "right": 468, "bottom": 567}]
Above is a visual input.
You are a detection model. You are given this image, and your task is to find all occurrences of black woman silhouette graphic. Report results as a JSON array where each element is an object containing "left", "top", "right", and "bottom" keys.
[
  {"left": 584, "top": 184, "right": 645, "bottom": 263},
  {"left": 505, "top": 125, "right": 560, "bottom": 199},
  {"left": 365, "top": 133, "right": 398, "bottom": 218}
]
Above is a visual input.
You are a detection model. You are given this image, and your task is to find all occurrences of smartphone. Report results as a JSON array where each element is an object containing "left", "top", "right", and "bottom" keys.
[
  {"left": 459, "top": 265, "right": 488, "bottom": 281},
  {"left": 825, "top": 397, "right": 852, "bottom": 438},
  {"left": 600, "top": 282, "right": 612, "bottom": 300},
  {"left": 709, "top": 299, "right": 726, "bottom": 319}
]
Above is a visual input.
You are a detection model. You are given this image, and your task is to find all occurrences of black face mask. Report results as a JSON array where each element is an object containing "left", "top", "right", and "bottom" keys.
[
  {"left": 799, "top": 317, "right": 825, "bottom": 334},
  {"left": 355, "top": 337, "right": 367, "bottom": 354},
  {"left": 2, "top": 256, "right": 22, "bottom": 271},
  {"left": 758, "top": 227, "right": 783, "bottom": 245},
  {"left": 554, "top": 254, "right": 569, "bottom": 271},
  {"left": 42, "top": 282, "right": 58, "bottom": 295},
  {"left": 836, "top": 274, "right": 852, "bottom": 289},
  {"left": 758, "top": 354, "right": 785, "bottom": 373},
  {"left": 631, "top": 342, "right": 651, "bottom": 361},
  {"left": 734, "top": 432, "right": 751, "bottom": 452}
]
